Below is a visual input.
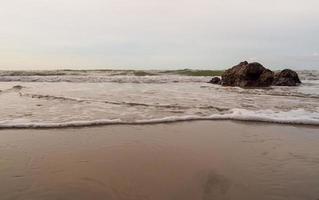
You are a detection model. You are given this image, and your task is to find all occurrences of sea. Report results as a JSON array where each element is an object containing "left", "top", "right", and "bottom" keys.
[{"left": 0, "top": 69, "right": 318, "bottom": 128}]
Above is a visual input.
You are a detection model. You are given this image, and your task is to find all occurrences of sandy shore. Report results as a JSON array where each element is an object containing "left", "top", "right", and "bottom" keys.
[{"left": 0, "top": 121, "right": 318, "bottom": 200}]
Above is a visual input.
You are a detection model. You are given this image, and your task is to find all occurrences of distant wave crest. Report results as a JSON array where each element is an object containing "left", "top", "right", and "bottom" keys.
[{"left": 0, "top": 70, "right": 318, "bottom": 83}]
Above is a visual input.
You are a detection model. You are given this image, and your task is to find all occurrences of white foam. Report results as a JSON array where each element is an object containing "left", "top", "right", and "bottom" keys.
[
  {"left": 212, "top": 108, "right": 319, "bottom": 125},
  {"left": 0, "top": 109, "right": 318, "bottom": 129},
  {"left": 0, "top": 119, "right": 123, "bottom": 129}
]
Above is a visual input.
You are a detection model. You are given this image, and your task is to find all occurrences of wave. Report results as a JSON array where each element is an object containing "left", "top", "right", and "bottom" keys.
[
  {"left": 236, "top": 89, "right": 319, "bottom": 99},
  {"left": 11, "top": 85, "right": 319, "bottom": 103},
  {"left": 0, "top": 75, "right": 211, "bottom": 83},
  {"left": 1, "top": 109, "right": 318, "bottom": 129},
  {"left": 19, "top": 92, "right": 229, "bottom": 111},
  {"left": 0, "top": 69, "right": 224, "bottom": 77},
  {"left": 0, "top": 70, "right": 318, "bottom": 82}
]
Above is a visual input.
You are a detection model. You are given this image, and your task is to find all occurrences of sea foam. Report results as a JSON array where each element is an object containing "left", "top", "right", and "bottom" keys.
[{"left": 0, "top": 109, "right": 318, "bottom": 129}]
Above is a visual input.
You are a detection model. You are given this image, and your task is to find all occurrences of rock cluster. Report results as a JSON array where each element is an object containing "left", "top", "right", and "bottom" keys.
[{"left": 209, "top": 61, "right": 301, "bottom": 87}]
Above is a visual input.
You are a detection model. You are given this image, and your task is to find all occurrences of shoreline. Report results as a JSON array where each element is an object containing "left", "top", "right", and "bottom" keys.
[{"left": 1, "top": 118, "right": 319, "bottom": 130}]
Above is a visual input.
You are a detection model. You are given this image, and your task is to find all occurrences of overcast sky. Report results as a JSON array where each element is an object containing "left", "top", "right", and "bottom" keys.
[{"left": 0, "top": 0, "right": 318, "bottom": 70}]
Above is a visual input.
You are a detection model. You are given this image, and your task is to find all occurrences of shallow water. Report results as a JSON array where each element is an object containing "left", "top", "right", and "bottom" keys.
[
  {"left": 0, "top": 70, "right": 319, "bottom": 127},
  {"left": 0, "top": 121, "right": 318, "bottom": 200}
]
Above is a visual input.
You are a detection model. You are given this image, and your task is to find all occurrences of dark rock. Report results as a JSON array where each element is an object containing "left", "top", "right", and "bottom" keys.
[
  {"left": 209, "top": 77, "right": 221, "bottom": 85},
  {"left": 221, "top": 61, "right": 274, "bottom": 87},
  {"left": 273, "top": 69, "right": 301, "bottom": 86},
  {"left": 12, "top": 85, "right": 23, "bottom": 90}
]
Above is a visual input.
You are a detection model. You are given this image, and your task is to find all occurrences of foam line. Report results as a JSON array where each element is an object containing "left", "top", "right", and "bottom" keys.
[{"left": 0, "top": 109, "right": 318, "bottom": 129}]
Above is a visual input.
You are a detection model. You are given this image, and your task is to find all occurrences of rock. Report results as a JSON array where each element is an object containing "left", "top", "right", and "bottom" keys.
[
  {"left": 221, "top": 61, "right": 274, "bottom": 87},
  {"left": 209, "top": 77, "right": 221, "bottom": 84},
  {"left": 273, "top": 69, "right": 301, "bottom": 86},
  {"left": 12, "top": 85, "right": 23, "bottom": 90}
]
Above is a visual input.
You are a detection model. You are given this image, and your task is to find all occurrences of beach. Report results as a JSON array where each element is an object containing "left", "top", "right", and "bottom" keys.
[
  {"left": 2, "top": 0, "right": 319, "bottom": 199},
  {"left": 0, "top": 70, "right": 319, "bottom": 199},
  {"left": 1, "top": 121, "right": 318, "bottom": 200}
]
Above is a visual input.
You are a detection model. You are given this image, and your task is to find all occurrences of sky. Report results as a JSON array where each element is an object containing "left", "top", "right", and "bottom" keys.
[{"left": 0, "top": 0, "right": 318, "bottom": 70}]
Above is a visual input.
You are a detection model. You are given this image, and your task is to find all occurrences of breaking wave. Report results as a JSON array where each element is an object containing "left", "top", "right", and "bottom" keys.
[{"left": 0, "top": 109, "right": 318, "bottom": 129}]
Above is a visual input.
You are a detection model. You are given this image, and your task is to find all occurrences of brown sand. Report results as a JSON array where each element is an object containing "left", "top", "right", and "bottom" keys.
[{"left": 0, "top": 121, "right": 318, "bottom": 200}]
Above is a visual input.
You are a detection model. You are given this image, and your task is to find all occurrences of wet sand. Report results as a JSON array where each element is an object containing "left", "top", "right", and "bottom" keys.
[{"left": 0, "top": 121, "right": 319, "bottom": 200}]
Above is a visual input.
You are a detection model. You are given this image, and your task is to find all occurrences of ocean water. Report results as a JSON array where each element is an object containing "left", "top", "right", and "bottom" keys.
[{"left": 0, "top": 70, "right": 319, "bottom": 128}]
